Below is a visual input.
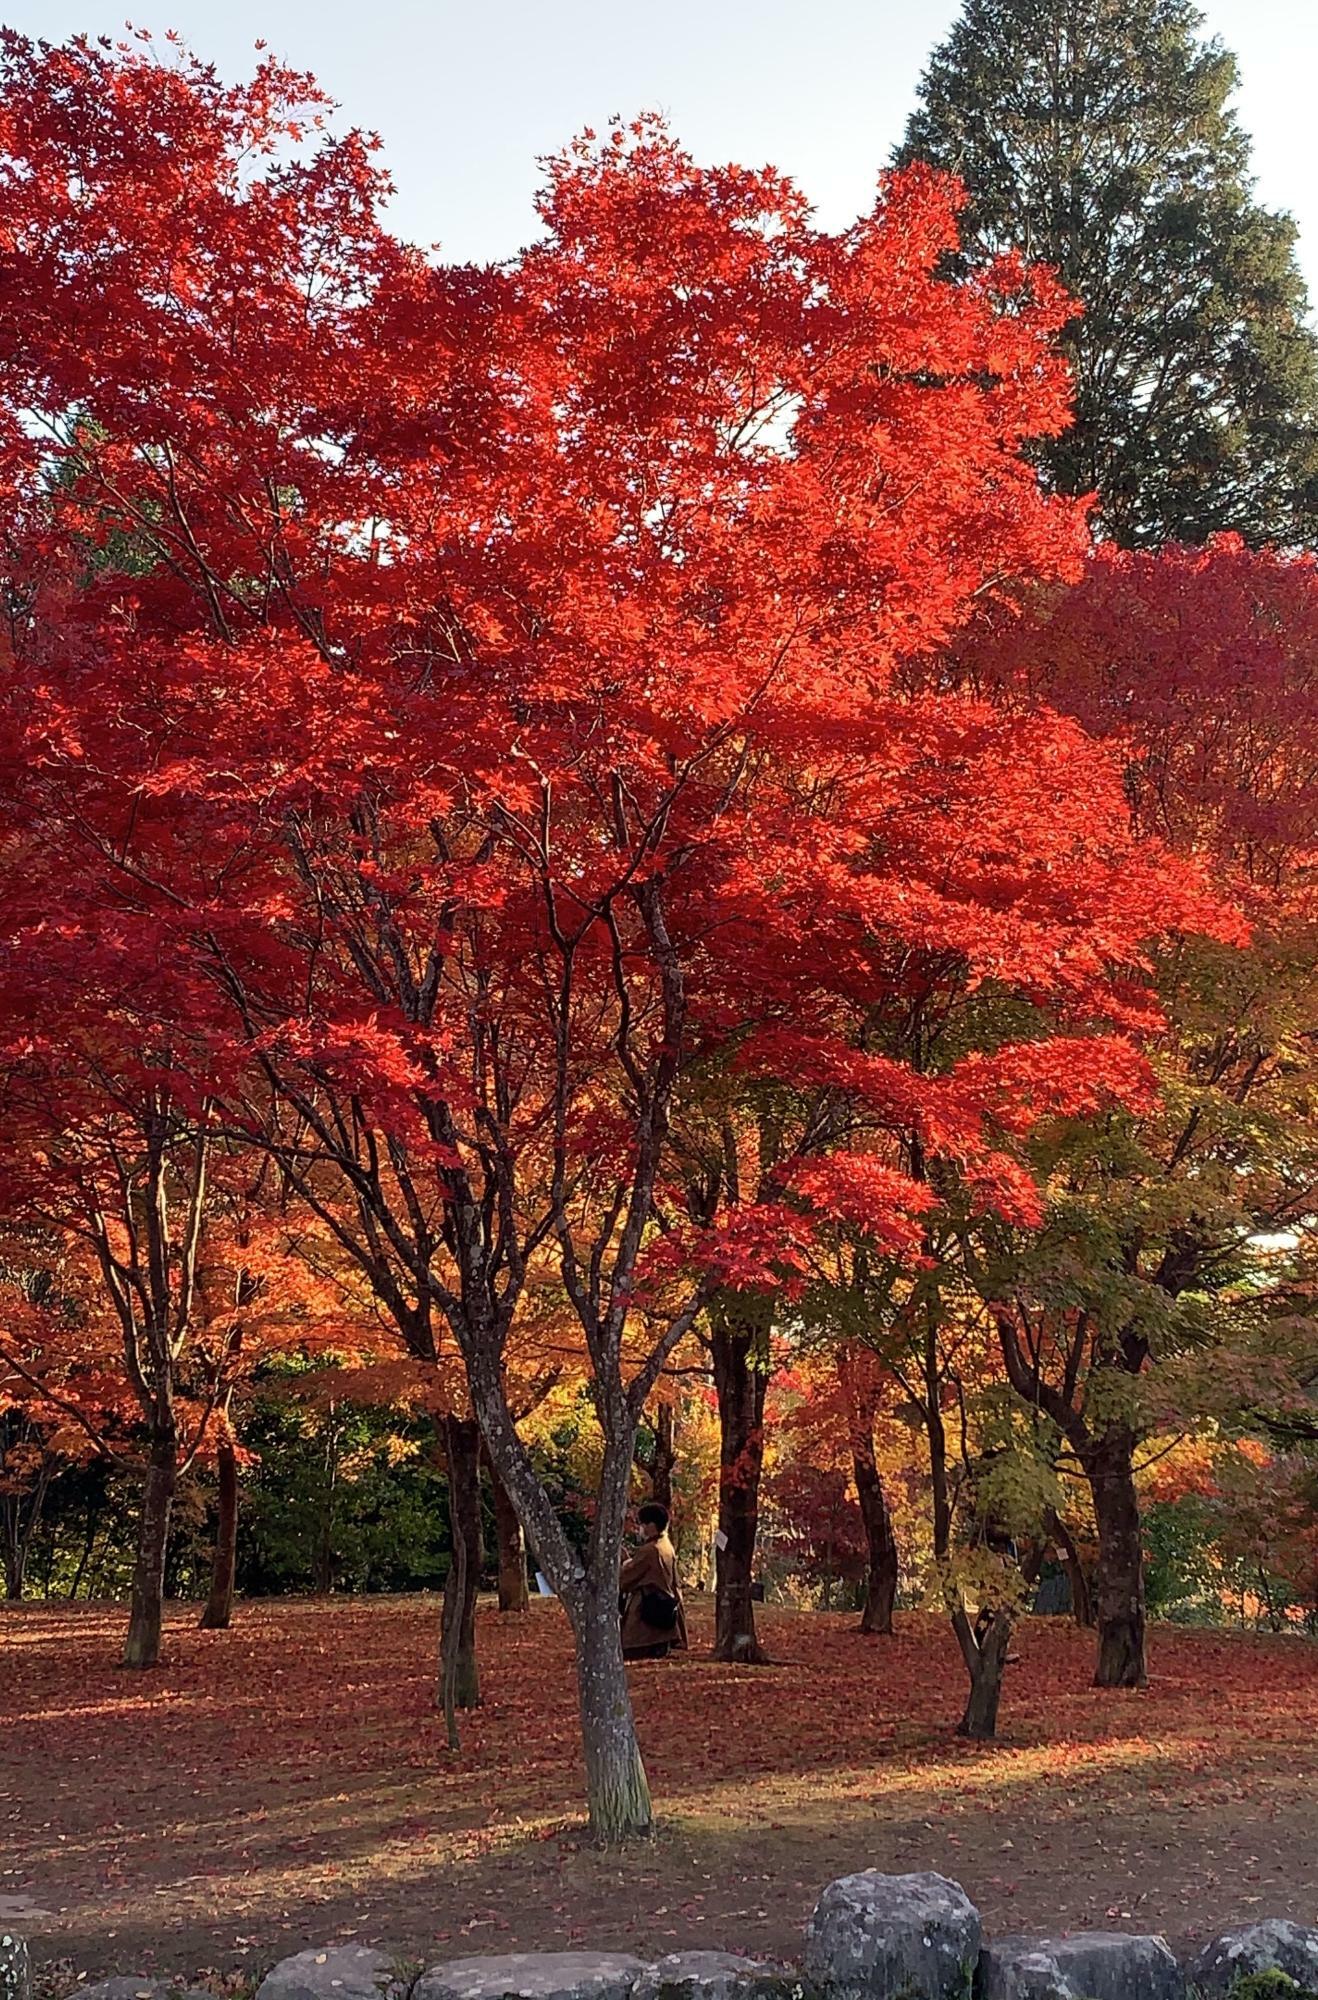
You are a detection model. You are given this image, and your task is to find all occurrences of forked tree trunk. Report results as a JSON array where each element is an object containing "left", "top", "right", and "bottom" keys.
[
  {"left": 123, "top": 1430, "right": 177, "bottom": 1668},
  {"left": 461, "top": 1348, "right": 654, "bottom": 1841},
  {"left": 2, "top": 1442, "right": 50, "bottom": 1603},
  {"left": 923, "top": 1312, "right": 1015, "bottom": 1740},
  {"left": 853, "top": 1435, "right": 898, "bottom": 1635},
  {"left": 439, "top": 1414, "right": 482, "bottom": 1709},
  {"left": 1085, "top": 1425, "right": 1147, "bottom": 1687},
  {"left": 199, "top": 1436, "right": 238, "bottom": 1630},
  {"left": 488, "top": 1452, "right": 529, "bottom": 1613},
  {"left": 956, "top": 1606, "right": 1012, "bottom": 1739},
  {"left": 710, "top": 1295, "right": 770, "bottom": 1664}
]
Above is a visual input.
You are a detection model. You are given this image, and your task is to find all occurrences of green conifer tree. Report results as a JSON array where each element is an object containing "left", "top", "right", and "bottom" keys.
[{"left": 898, "top": 0, "right": 1318, "bottom": 547}]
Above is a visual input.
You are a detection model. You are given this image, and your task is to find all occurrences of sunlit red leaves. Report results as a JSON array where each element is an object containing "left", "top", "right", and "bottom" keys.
[{"left": 0, "top": 32, "right": 1250, "bottom": 1406}]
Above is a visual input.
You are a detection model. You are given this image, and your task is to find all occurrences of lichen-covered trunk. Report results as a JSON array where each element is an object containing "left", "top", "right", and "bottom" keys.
[
  {"left": 123, "top": 1430, "right": 176, "bottom": 1668},
  {"left": 488, "top": 1453, "right": 529, "bottom": 1613},
  {"left": 1086, "top": 1426, "right": 1147, "bottom": 1688},
  {"left": 439, "top": 1414, "right": 482, "bottom": 1709},
  {"left": 576, "top": 1586, "right": 653, "bottom": 1841},
  {"left": 853, "top": 1437, "right": 898, "bottom": 1635},
  {"left": 199, "top": 1437, "right": 238, "bottom": 1630},
  {"left": 711, "top": 1296, "right": 770, "bottom": 1664}
]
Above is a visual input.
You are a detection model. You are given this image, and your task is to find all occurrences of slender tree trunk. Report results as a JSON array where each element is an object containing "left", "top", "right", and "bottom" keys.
[
  {"left": 924, "top": 1311, "right": 1014, "bottom": 1739},
  {"left": 649, "top": 1401, "right": 675, "bottom": 1513},
  {"left": 199, "top": 1436, "right": 238, "bottom": 1630},
  {"left": 575, "top": 1582, "right": 653, "bottom": 1841},
  {"left": 1084, "top": 1425, "right": 1147, "bottom": 1688},
  {"left": 710, "top": 1295, "right": 770, "bottom": 1664},
  {"left": 123, "top": 1430, "right": 177, "bottom": 1668},
  {"left": 853, "top": 1434, "right": 898, "bottom": 1634},
  {"left": 488, "top": 1451, "right": 529, "bottom": 1614},
  {"left": 439, "top": 1414, "right": 482, "bottom": 1709},
  {"left": 441, "top": 1469, "right": 469, "bottom": 1752},
  {"left": 68, "top": 1499, "right": 100, "bottom": 1602},
  {"left": 1047, "top": 1507, "right": 1094, "bottom": 1628},
  {"left": 956, "top": 1606, "right": 1012, "bottom": 1739},
  {"left": 314, "top": 1404, "right": 339, "bottom": 1594},
  {"left": 3, "top": 1535, "right": 25, "bottom": 1602},
  {"left": 2, "top": 1449, "right": 52, "bottom": 1603}
]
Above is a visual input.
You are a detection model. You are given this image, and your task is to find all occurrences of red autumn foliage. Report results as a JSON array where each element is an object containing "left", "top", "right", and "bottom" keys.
[{"left": 0, "top": 33, "right": 1249, "bottom": 1817}]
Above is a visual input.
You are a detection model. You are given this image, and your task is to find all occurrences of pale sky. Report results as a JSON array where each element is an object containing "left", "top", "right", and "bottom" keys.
[{"left": 6, "top": 0, "right": 1317, "bottom": 298}]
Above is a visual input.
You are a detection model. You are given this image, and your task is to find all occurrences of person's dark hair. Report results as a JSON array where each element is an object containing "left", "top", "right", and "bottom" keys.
[{"left": 638, "top": 1502, "right": 669, "bottom": 1533}]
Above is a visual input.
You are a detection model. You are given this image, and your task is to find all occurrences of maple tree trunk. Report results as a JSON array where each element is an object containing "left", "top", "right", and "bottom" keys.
[
  {"left": 441, "top": 1470, "right": 469, "bottom": 1753},
  {"left": 1086, "top": 1426, "right": 1148, "bottom": 1688},
  {"left": 924, "top": 1313, "right": 1013, "bottom": 1741},
  {"left": 313, "top": 1406, "right": 340, "bottom": 1594},
  {"left": 3, "top": 1533, "right": 25, "bottom": 1602},
  {"left": 1047, "top": 1508, "right": 1094, "bottom": 1628},
  {"left": 2, "top": 1493, "right": 28, "bottom": 1602},
  {"left": 853, "top": 1436, "right": 898, "bottom": 1635},
  {"left": 458, "top": 1343, "right": 653, "bottom": 1842},
  {"left": 199, "top": 1437, "right": 238, "bottom": 1630},
  {"left": 3, "top": 1482, "right": 42, "bottom": 1603},
  {"left": 575, "top": 1582, "right": 653, "bottom": 1842},
  {"left": 439, "top": 1414, "right": 482, "bottom": 1709},
  {"left": 957, "top": 1606, "right": 1012, "bottom": 1739},
  {"left": 68, "top": 1496, "right": 101, "bottom": 1601},
  {"left": 488, "top": 1453, "right": 529, "bottom": 1614},
  {"left": 123, "top": 1430, "right": 176, "bottom": 1669},
  {"left": 649, "top": 1402, "right": 675, "bottom": 1513},
  {"left": 710, "top": 1296, "right": 770, "bottom": 1664}
]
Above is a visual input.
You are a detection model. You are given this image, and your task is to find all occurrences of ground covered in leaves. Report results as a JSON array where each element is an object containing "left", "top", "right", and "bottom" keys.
[{"left": 4, "top": 1597, "right": 1317, "bottom": 1987}]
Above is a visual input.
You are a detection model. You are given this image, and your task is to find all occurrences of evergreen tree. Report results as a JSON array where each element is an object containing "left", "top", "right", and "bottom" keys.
[{"left": 898, "top": 0, "right": 1318, "bottom": 548}]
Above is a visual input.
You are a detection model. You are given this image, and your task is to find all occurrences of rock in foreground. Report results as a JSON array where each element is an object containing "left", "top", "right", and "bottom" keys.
[
  {"left": 978, "top": 1933, "right": 1183, "bottom": 2000},
  {"left": 804, "top": 1871, "right": 981, "bottom": 2000}
]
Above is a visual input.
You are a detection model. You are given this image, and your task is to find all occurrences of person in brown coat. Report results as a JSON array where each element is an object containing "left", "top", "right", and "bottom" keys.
[{"left": 619, "top": 1502, "right": 688, "bottom": 1660}]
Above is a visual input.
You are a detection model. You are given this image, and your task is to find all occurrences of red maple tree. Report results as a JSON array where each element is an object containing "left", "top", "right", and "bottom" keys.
[{"left": 0, "top": 36, "right": 1236, "bottom": 1826}]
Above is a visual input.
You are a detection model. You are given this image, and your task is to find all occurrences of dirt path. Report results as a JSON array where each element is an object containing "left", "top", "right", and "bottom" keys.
[{"left": 4, "top": 1597, "right": 1316, "bottom": 1987}]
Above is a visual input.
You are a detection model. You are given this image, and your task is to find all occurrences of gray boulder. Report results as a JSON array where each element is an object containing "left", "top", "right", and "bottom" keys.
[
  {"left": 977, "top": 1934, "right": 1183, "bottom": 2000},
  {"left": 414, "top": 1954, "right": 647, "bottom": 2000},
  {"left": 257, "top": 1948, "right": 405, "bottom": 2000},
  {"left": 0, "top": 1934, "right": 29, "bottom": 2000},
  {"left": 1190, "top": 1922, "right": 1318, "bottom": 1999},
  {"left": 633, "top": 1955, "right": 801, "bottom": 2000},
  {"left": 804, "top": 1871, "right": 981, "bottom": 2000}
]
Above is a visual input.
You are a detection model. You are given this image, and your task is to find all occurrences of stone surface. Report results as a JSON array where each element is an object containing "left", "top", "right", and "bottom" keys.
[
  {"left": 804, "top": 1871, "right": 981, "bottom": 2000},
  {"left": 977, "top": 1933, "right": 1183, "bottom": 2000},
  {"left": 414, "top": 1954, "right": 648, "bottom": 2000},
  {"left": 0, "top": 1933, "right": 30, "bottom": 2000},
  {"left": 633, "top": 1954, "right": 802, "bottom": 2000},
  {"left": 75, "top": 1983, "right": 215, "bottom": 2000},
  {"left": 257, "top": 1948, "right": 404, "bottom": 2000},
  {"left": 1190, "top": 1921, "right": 1318, "bottom": 1998}
]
